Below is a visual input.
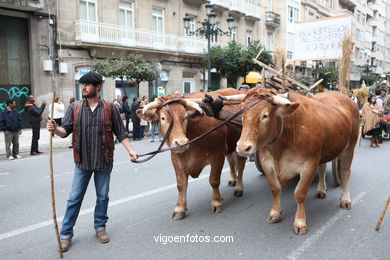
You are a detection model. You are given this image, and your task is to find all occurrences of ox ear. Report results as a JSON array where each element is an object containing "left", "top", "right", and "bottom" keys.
[
  {"left": 136, "top": 108, "right": 157, "bottom": 121},
  {"left": 274, "top": 102, "right": 299, "bottom": 116}
]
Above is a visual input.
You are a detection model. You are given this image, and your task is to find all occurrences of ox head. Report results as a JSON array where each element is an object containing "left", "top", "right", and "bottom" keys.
[
  {"left": 222, "top": 88, "right": 299, "bottom": 156},
  {"left": 136, "top": 95, "right": 203, "bottom": 153}
]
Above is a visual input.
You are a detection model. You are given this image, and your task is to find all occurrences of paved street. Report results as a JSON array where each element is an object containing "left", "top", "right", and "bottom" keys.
[{"left": 0, "top": 136, "right": 389, "bottom": 260}]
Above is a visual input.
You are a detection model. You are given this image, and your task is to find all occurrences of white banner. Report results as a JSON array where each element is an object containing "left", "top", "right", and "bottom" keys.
[{"left": 291, "top": 15, "right": 352, "bottom": 61}]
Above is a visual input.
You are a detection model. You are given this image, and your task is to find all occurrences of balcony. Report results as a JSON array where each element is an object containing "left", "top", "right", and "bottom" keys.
[
  {"left": 339, "top": 0, "right": 356, "bottom": 11},
  {"left": 368, "top": 1, "right": 379, "bottom": 12},
  {"left": 75, "top": 20, "right": 229, "bottom": 55},
  {"left": 183, "top": 0, "right": 208, "bottom": 5},
  {"left": 0, "top": 0, "right": 44, "bottom": 11},
  {"left": 208, "top": 0, "right": 261, "bottom": 19},
  {"left": 265, "top": 11, "right": 281, "bottom": 28}
]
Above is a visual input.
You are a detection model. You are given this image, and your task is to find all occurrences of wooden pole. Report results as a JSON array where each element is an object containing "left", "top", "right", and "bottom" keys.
[
  {"left": 375, "top": 195, "right": 390, "bottom": 231},
  {"left": 49, "top": 94, "right": 63, "bottom": 258}
]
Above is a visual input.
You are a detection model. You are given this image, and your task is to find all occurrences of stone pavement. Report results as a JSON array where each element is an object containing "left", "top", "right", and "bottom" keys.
[{"left": 0, "top": 128, "right": 71, "bottom": 156}]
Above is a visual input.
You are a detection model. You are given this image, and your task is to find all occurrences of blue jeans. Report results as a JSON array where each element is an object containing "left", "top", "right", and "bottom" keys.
[
  {"left": 60, "top": 164, "right": 113, "bottom": 239},
  {"left": 150, "top": 121, "right": 162, "bottom": 141}
]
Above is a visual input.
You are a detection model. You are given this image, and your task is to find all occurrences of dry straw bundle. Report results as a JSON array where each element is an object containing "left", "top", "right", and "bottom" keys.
[
  {"left": 338, "top": 33, "right": 354, "bottom": 95},
  {"left": 353, "top": 86, "right": 369, "bottom": 105},
  {"left": 275, "top": 46, "right": 286, "bottom": 89}
]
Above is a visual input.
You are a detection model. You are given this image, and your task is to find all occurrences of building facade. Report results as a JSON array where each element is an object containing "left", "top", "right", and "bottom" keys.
[{"left": 260, "top": 0, "right": 390, "bottom": 88}]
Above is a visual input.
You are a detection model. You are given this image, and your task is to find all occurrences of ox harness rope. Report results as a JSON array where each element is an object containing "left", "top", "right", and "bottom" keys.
[{"left": 132, "top": 96, "right": 274, "bottom": 163}]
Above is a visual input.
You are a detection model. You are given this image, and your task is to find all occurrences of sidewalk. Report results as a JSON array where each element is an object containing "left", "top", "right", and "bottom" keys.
[{"left": 0, "top": 128, "right": 71, "bottom": 155}]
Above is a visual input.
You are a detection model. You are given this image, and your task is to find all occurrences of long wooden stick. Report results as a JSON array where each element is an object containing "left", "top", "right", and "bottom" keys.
[
  {"left": 376, "top": 195, "right": 390, "bottom": 231},
  {"left": 49, "top": 94, "right": 63, "bottom": 257}
]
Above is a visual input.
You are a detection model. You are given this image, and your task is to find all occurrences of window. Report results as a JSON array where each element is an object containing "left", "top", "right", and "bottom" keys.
[
  {"left": 287, "top": 51, "right": 293, "bottom": 60},
  {"left": 80, "top": 0, "right": 96, "bottom": 21},
  {"left": 152, "top": 7, "right": 164, "bottom": 43},
  {"left": 246, "top": 30, "right": 252, "bottom": 47},
  {"left": 288, "top": 6, "right": 299, "bottom": 23},
  {"left": 80, "top": 0, "right": 97, "bottom": 35},
  {"left": 266, "top": 32, "right": 273, "bottom": 50},
  {"left": 184, "top": 14, "right": 195, "bottom": 36},
  {"left": 119, "top": 1, "right": 133, "bottom": 40},
  {"left": 230, "top": 31, "right": 236, "bottom": 41},
  {"left": 267, "top": 0, "right": 273, "bottom": 11}
]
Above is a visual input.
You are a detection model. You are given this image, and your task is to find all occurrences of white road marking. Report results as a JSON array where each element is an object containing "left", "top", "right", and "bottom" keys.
[
  {"left": 0, "top": 167, "right": 238, "bottom": 241},
  {"left": 287, "top": 191, "right": 367, "bottom": 260},
  {"left": 0, "top": 172, "right": 10, "bottom": 176}
]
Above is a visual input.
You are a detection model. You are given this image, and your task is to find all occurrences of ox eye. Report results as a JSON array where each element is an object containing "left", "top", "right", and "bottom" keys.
[
  {"left": 161, "top": 117, "right": 166, "bottom": 121},
  {"left": 261, "top": 112, "right": 269, "bottom": 121}
]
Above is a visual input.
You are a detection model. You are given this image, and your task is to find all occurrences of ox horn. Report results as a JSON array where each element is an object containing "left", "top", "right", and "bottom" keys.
[
  {"left": 142, "top": 100, "right": 161, "bottom": 114},
  {"left": 272, "top": 95, "right": 291, "bottom": 106},
  {"left": 219, "top": 94, "right": 246, "bottom": 104},
  {"left": 183, "top": 99, "right": 203, "bottom": 114}
]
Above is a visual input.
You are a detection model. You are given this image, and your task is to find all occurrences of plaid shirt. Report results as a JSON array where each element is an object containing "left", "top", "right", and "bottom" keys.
[{"left": 61, "top": 99, "right": 128, "bottom": 170}]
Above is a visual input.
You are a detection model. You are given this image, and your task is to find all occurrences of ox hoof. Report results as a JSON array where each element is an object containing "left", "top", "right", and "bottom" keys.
[
  {"left": 266, "top": 215, "right": 282, "bottom": 224},
  {"left": 293, "top": 224, "right": 308, "bottom": 235},
  {"left": 340, "top": 200, "right": 352, "bottom": 210},
  {"left": 228, "top": 179, "right": 236, "bottom": 187},
  {"left": 233, "top": 189, "right": 243, "bottom": 197},
  {"left": 211, "top": 201, "right": 223, "bottom": 213},
  {"left": 172, "top": 211, "right": 186, "bottom": 220},
  {"left": 315, "top": 191, "right": 327, "bottom": 199}
]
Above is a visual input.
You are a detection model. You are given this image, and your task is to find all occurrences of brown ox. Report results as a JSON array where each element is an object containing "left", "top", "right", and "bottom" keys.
[
  {"left": 137, "top": 89, "right": 246, "bottom": 220},
  {"left": 223, "top": 88, "right": 359, "bottom": 234}
]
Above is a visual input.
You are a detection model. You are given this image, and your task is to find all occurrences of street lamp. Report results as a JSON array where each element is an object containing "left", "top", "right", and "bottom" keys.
[{"left": 183, "top": 5, "right": 234, "bottom": 92}]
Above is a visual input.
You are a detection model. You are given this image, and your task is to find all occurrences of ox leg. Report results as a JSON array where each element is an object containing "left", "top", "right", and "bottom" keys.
[
  {"left": 233, "top": 154, "right": 246, "bottom": 197},
  {"left": 226, "top": 154, "right": 237, "bottom": 187},
  {"left": 172, "top": 165, "right": 188, "bottom": 220},
  {"left": 263, "top": 167, "right": 283, "bottom": 223},
  {"left": 315, "top": 163, "right": 327, "bottom": 199},
  {"left": 339, "top": 151, "right": 354, "bottom": 210},
  {"left": 209, "top": 161, "right": 224, "bottom": 213},
  {"left": 293, "top": 161, "right": 317, "bottom": 235}
]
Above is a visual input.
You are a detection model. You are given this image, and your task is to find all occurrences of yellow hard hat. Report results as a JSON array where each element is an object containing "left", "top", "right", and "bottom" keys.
[{"left": 244, "top": 71, "right": 263, "bottom": 84}]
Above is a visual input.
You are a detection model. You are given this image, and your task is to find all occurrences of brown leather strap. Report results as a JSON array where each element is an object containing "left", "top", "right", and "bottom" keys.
[{"left": 132, "top": 96, "right": 273, "bottom": 163}]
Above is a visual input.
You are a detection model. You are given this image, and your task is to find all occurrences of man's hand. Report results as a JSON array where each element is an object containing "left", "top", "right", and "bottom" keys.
[
  {"left": 42, "top": 101, "right": 47, "bottom": 106},
  {"left": 128, "top": 150, "right": 138, "bottom": 161},
  {"left": 47, "top": 119, "right": 57, "bottom": 132},
  {"left": 18, "top": 130, "right": 22, "bottom": 135}
]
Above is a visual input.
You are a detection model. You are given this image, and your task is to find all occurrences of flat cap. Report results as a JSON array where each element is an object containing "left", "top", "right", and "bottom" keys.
[{"left": 79, "top": 71, "right": 103, "bottom": 84}]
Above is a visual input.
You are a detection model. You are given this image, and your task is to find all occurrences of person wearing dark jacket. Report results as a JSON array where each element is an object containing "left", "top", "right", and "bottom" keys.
[
  {"left": 0, "top": 100, "right": 22, "bottom": 160},
  {"left": 25, "top": 95, "right": 46, "bottom": 155},
  {"left": 131, "top": 97, "right": 141, "bottom": 140},
  {"left": 121, "top": 96, "right": 132, "bottom": 134}
]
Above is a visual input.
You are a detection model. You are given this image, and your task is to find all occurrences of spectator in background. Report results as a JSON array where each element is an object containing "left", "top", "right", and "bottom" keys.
[
  {"left": 149, "top": 95, "right": 162, "bottom": 142},
  {"left": 0, "top": 99, "right": 22, "bottom": 160},
  {"left": 131, "top": 97, "right": 141, "bottom": 141},
  {"left": 140, "top": 97, "right": 149, "bottom": 138},
  {"left": 347, "top": 90, "right": 358, "bottom": 104},
  {"left": 49, "top": 97, "right": 65, "bottom": 126},
  {"left": 25, "top": 95, "right": 46, "bottom": 155},
  {"left": 122, "top": 96, "right": 132, "bottom": 134},
  {"left": 362, "top": 94, "right": 383, "bottom": 148}
]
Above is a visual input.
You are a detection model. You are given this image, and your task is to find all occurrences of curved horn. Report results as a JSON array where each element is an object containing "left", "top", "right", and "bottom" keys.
[
  {"left": 183, "top": 99, "right": 203, "bottom": 114},
  {"left": 184, "top": 98, "right": 202, "bottom": 104},
  {"left": 142, "top": 100, "right": 161, "bottom": 114},
  {"left": 219, "top": 94, "right": 246, "bottom": 102},
  {"left": 272, "top": 95, "right": 291, "bottom": 106}
]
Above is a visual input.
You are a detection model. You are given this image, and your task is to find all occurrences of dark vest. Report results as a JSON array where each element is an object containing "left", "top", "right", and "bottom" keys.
[{"left": 72, "top": 99, "right": 114, "bottom": 164}]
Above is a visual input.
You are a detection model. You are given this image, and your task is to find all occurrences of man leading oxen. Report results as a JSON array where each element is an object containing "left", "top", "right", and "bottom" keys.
[
  {"left": 201, "top": 88, "right": 360, "bottom": 234},
  {"left": 137, "top": 89, "right": 246, "bottom": 220}
]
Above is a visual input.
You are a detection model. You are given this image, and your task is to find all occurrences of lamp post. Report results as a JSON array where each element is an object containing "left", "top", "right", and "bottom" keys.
[{"left": 183, "top": 4, "right": 234, "bottom": 92}]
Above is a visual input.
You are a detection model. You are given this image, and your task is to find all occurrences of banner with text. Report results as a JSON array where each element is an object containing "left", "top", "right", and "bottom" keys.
[{"left": 292, "top": 15, "right": 352, "bottom": 61}]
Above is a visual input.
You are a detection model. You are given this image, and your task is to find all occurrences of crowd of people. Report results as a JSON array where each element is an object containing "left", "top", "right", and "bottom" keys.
[{"left": 355, "top": 88, "right": 390, "bottom": 148}]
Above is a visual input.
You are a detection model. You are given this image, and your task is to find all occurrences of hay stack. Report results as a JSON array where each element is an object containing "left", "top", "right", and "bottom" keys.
[
  {"left": 353, "top": 86, "right": 369, "bottom": 105},
  {"left": 338, "top": 33, "right": 354, "bottom": 95}
]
